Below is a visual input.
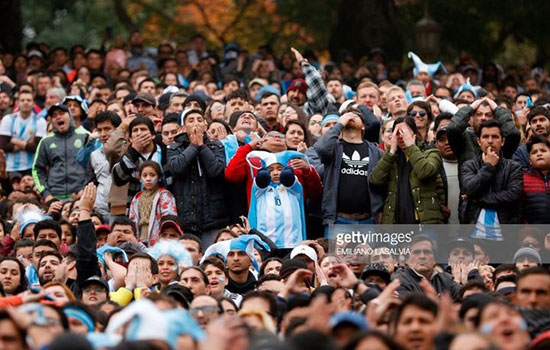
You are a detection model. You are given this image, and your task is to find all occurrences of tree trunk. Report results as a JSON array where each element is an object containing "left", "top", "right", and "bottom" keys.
[
  {"left": 0, "top": 0, "right": 22, "bottom": 53},
  {"left": 329, "top": 0, "right": 403, "bottom": 62}
]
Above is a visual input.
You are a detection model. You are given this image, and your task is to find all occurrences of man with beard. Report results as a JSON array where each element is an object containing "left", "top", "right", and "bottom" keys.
[
  {"left": 38, "top": 251, "right": 62, "bottom": 286},
  {"left": 285, "top": 48, "right": 328, "bottom": 117},
  {"left": 513, "top": 106, "right": 550, "bottom": 170},
  {"left": 315, "top": 108, "right": 384, "bottom": 226}
]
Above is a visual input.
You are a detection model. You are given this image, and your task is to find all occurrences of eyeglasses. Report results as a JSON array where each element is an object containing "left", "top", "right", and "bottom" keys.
[
  {"left": 409, "top": 111, "right": 427, "bottom": 117},
  {"left": 190, "top": 305, "right": 219, "bottom": 316}
]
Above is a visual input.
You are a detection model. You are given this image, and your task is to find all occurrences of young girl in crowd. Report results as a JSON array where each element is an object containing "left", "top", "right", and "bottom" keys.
[{"left": 129, "top": 161, "right": 177, "bottom": 246}]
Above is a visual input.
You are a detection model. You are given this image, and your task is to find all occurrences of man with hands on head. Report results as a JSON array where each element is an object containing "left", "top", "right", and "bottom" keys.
[
  {"left": 447, "top": 96, "right": 520, "bottom": 172},
  {"left": 314, "top": 108, "right": 384, "bottom": 226}
]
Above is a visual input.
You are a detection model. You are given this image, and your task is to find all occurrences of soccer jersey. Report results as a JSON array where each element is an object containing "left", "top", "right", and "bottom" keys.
[{"left": 0, "top": 112, "right": 47, "bottom": 172}]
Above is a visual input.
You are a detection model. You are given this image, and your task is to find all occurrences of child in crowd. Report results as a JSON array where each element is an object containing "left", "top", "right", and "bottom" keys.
[
  {"left": 523, "top": 135, "right": 550, "bottom": 224},
  {"left": 246, "top": 150, "right": 306, "bottom": 248},
  {"left": 129, "top": 161, "right": 177, "bottom": 245}
]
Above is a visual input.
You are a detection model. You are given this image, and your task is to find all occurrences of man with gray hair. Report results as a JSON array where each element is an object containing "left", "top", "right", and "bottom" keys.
[
  {"left": 406, "top": 79, "right": 427, "bottom": 99},
  {"left": 38, "top": 87, "right": 67, "bottom": 119},
  {"left": 167, "top": 92, "right": 187, "bottom": 115}
]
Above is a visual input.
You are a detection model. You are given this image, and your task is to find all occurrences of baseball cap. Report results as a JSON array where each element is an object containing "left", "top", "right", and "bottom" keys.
[
  {"left": 47, "top": 104, "right": 69, "bottom": 118},
  {"left": 159, "top": 217, "right": 184, "bottom": 237},
  {"left": 80, "top": 276, "right": 109, "bottom": 294},
  {"left": 290, "top": 245, "right": 318, "bottom": 262},
  {"left": 361, "top": 263, "right": 391, "bottom": 285},
  {"left": 329, "top": 312, "right": 368, "bottom": 331},
  {"left": 248, "top": 78, "right": 268, "bottom": 89},
  {"left": 132, "top": 92, "right": 156, "bottom": 107},
  {"left": 279, "top": 259, "right": 308, "bottom": 280},
  {"left": 96, "top": 224, "right": 111, "bottom": 236}
]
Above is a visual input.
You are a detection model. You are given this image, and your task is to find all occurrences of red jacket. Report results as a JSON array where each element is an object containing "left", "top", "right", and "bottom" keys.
[{"left": 225, "top": 144, "right": 323, "bottom": 205}]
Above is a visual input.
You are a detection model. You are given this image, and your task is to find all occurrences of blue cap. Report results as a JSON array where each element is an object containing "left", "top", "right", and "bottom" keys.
[
  {"left": 329, "top": 312, "right": 368, "bottom": 331},
  {"left": 321, "top": 113, "right": 340, "bottom": 127}
]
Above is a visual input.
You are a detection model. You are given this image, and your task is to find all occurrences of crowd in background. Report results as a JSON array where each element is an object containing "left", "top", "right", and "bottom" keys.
[{"left": 0, "top": 31, "right": 549, "bottom": 349}]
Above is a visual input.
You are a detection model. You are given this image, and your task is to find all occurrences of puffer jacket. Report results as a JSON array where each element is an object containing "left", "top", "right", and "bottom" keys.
[
  {"left": 32, "top": 125, "right": 88, "bottom": 198},
  {"left": 369, "top": 143, "right": 444, "bottom": 224},
  {"left": 459, "top": 154, "right": 523, "bottom": 224},
  {"left": 522, "top": 168, "right": 550, "bottom": 224},
  {"left": 167, "top": 133, "right": 229, "bottom": 234}
]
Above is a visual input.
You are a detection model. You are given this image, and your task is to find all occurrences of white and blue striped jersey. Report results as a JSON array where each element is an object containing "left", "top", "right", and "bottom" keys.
[
  {"left": 248, "top": 177, "right": 306, "bottom": 248},
  {"left": 0, "top": 112, "right": 47, "bottom": 172}
]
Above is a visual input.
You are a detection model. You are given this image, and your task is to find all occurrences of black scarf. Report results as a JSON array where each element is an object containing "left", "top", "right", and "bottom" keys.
[{"left": 395, "top": 150, "right": 416, "bottom": 224}]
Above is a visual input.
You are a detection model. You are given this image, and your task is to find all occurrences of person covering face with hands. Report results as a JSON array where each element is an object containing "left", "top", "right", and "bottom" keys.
[
  {"left": 370, "top": 117, "right": 444, "bottom": 224},
  {"left": 167, "top": 109, "right": 228, "bottom": 246}
]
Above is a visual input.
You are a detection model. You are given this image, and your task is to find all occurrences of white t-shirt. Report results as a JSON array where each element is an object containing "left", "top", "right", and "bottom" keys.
[{"left": 0, "top": 112, "right": 47, "bottom": 171}]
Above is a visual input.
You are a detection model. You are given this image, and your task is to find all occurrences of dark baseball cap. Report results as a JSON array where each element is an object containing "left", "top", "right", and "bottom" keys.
[
  {"left": 47, "top": 104, "right": 69, "bottom": 117},
  {"left": 132, "top": 92, "right": 156, "bottom": 107},
  {"left": 80, "top": 276, "right": 109, "bottom": 294}
]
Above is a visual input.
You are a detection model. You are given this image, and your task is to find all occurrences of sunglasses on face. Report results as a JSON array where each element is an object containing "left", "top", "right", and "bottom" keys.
[{"left": 409, "top": 110, "right": 427, "bottom": 117}]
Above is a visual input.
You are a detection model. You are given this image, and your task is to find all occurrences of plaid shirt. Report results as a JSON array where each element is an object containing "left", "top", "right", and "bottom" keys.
[
  {"left": 112, "top": 144, "right": 172, "bottom": 209},
  {"left": 302, "top": 63, "right": 329, "bottom": 117}
]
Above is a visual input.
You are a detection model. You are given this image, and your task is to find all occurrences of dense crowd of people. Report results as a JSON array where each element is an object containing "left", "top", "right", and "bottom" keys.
[{"left": 0, "top": 30, "right": 549, "bottom": 349}]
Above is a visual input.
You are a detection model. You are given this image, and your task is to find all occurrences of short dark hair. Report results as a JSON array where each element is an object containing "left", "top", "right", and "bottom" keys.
[
  {"left": 128, "top": 252, "right": 158, "bottom": 274},
  {"left": 259, "top": 91, "right": 279, "bottom": 103},
  {"left": 241, "top": 290, "right": 278, "bottom": 317},
  {"left": 223, "top": 75, "right": 239, "bottom": 86},
  {"left": 33, "top": 220, "right": 62, "bottom": 240},
  {"left": 181, "top": 233, "right": 202, "bottom": 253},
  {"left": 224, "top": 88, "right": 249, "bottom": 103},
  {"left": 199, "top": 256, "right": 227, "bottom": 277},
  {"left": 527, "top": 134, "right": 550, "bottom": 154},
  {"left": 138, "top": 78, "right": 156, "bottom": 91},
  {"left": 493, "top": 263, "right": 518, "bottom": 283},
  {"left": 514, "top": 92, "right": 530, "bottom": 102},
  {"left": 111, "top": 217, "right": 136, "bottom": 236},
  {"left": 392, "top": 293, "right": 437, "bottom": 327},
  {"left": 95, "top": 111, "right": 122, "bottom": 128},
  {"left": 128, "top": 116, "right": 155, "bottom": 137},
  {"left": 162, "top": 113, "right": 180, "bottom": 126},
  {"left": 516, "top": 266, "right": 550, "bottom": 286},
  {"left": 458, "top": 280, "right": 489, "bottom": 300},
  {"left": 14, "top": 239, "right": 34, "bottom": 254},
  {"left": 38, "top": 251, "right": 63, "bottom": 267},
  {"left": 181, "top": 266, "right": 209, "bottom": 285},
  {"left": 476, "top": 119, "right": 502, "bottom": 138},
  {"left": 33, "top": 239, "right": 58, "bottom": 252},
  {"left": 528, "top": 106, "right": 550, "bottom": 125},
  {"left": 257, "top": 273, "right": 282, "bottom": 289}
]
